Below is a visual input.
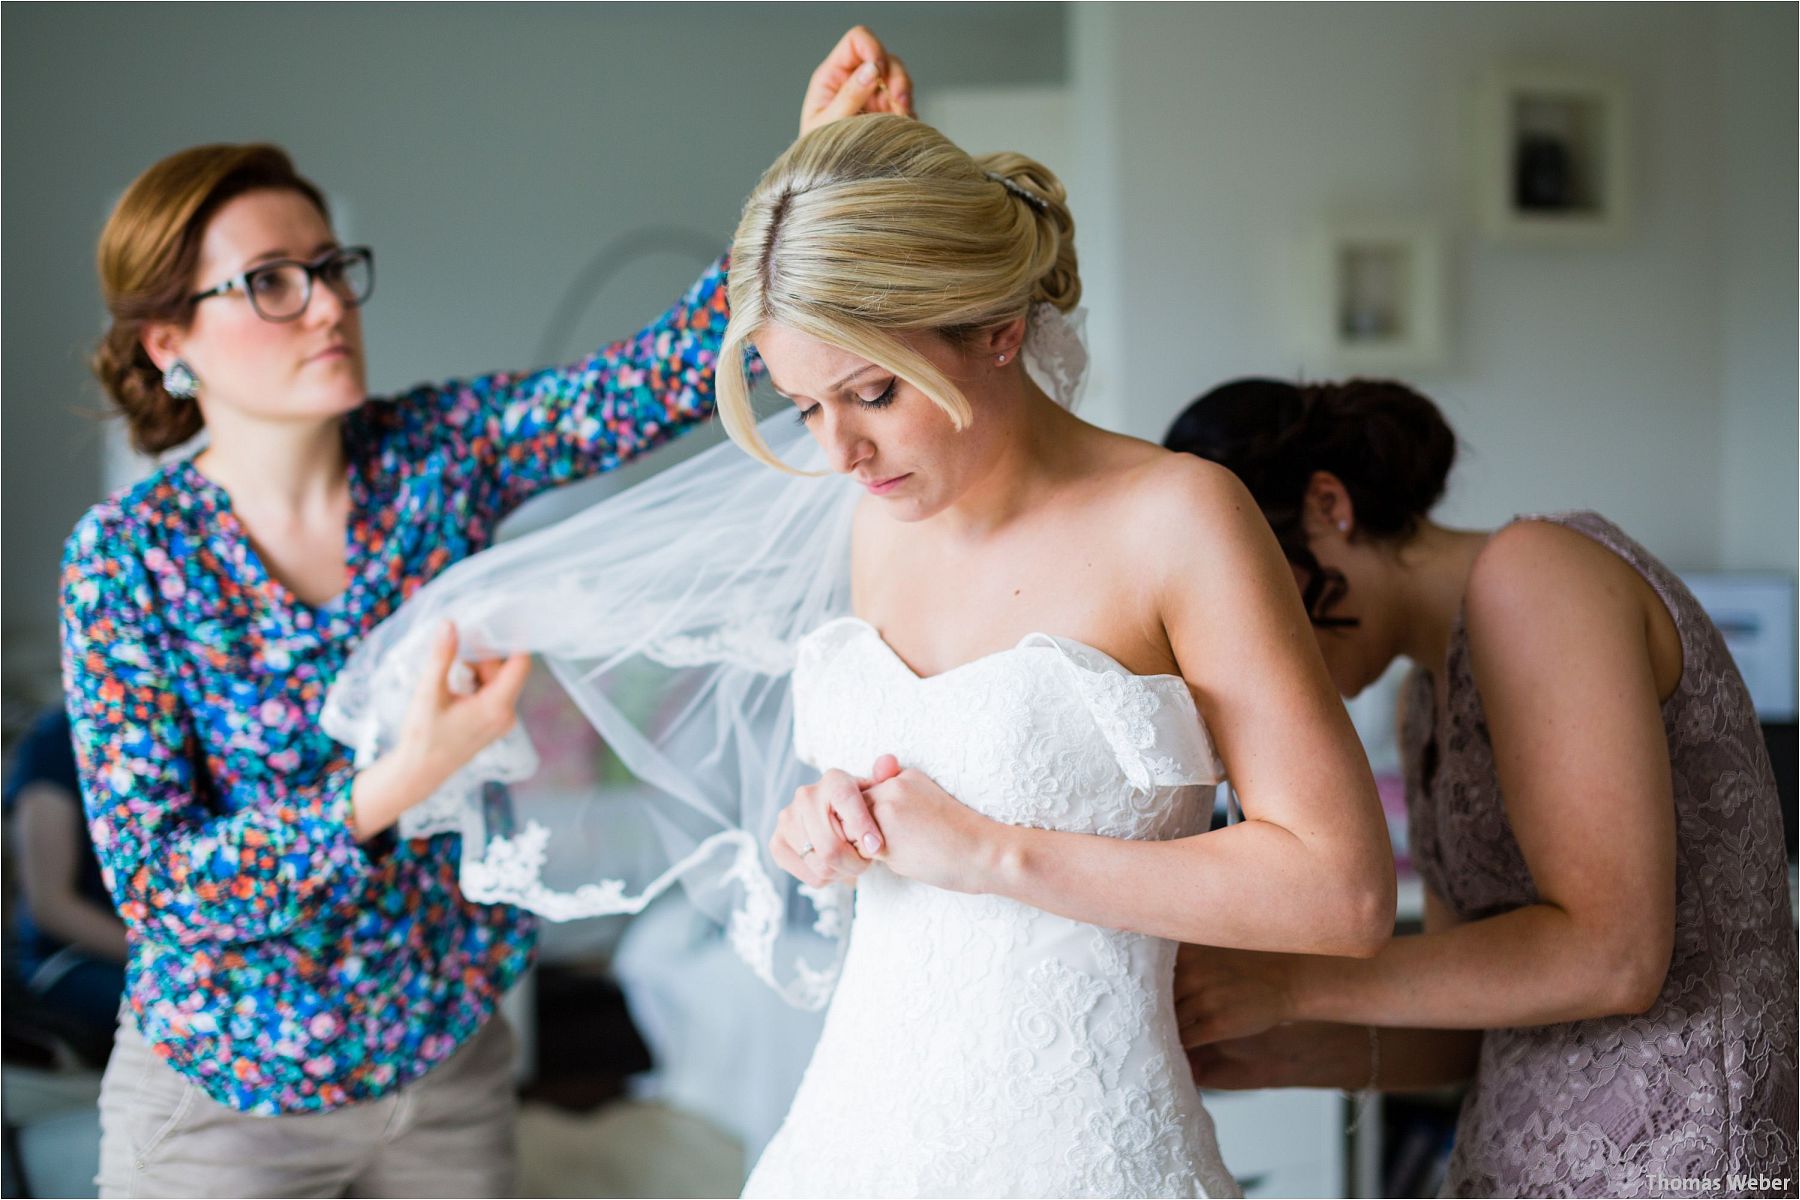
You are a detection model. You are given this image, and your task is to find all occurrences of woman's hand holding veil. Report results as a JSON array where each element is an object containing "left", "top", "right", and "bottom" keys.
[{"left": 800, "top": 26, "right": 915, "bottom": 136}]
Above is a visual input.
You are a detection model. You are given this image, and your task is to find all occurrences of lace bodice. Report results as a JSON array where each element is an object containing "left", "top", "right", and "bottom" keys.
[
  {"left": 1402, "top": 513, "right": 1797, "bottom": 1199},
  {"left": 742, "top": 617, "right": 1240, "bottom": 1199}
]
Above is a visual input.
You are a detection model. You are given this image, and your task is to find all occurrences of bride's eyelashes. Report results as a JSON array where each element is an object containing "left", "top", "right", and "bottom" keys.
[{"left": 795, "top": 379, "right": 899, "bottom": 425}]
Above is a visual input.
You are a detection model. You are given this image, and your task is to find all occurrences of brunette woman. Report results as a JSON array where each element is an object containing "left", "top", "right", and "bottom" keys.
[{"left": 1168, "top": 377, "right": 1796, "bottom": 1198}]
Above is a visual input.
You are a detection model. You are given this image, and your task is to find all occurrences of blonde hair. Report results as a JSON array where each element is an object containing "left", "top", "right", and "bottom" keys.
[{"left": 718, "top": 114, "right": 1080, "bottom": 469}]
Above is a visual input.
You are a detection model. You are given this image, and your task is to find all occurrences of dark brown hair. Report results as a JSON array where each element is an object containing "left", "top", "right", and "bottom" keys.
[
  {"left": 1162, "top": 377, "right": 1458, "bottom": 626},
  {"left": 92, "top": 144, "right": 330, "bottom": 454}
]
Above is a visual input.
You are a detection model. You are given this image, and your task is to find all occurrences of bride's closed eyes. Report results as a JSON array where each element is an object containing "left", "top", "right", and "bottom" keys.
[{"left": 794, "top": 378, "right": 898, "bottom": 425}]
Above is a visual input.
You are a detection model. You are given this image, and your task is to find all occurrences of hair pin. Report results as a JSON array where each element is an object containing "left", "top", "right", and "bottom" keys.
[{"left": 986, "top": 171, "right": 1049, "bottom": 213}]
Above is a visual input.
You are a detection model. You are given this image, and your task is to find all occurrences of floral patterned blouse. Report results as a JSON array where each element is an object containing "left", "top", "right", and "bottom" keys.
[{"left": 59, "top": 260, "right": 733, "bottom": 1115}]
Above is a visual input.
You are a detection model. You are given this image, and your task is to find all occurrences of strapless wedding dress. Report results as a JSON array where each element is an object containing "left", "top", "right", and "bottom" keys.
[{"left": 742, "top": 617, "right": 1242, "bottom": 1199}]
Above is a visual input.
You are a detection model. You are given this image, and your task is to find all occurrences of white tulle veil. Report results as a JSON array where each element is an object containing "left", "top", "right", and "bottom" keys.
[{"left": 321, "top": 304, "right": 1088, "bottom": 1009}]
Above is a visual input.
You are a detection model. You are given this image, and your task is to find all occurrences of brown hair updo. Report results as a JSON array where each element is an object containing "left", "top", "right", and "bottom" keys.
[
  {"left": 1162, "top": 377, "right": 1458, "bottom": 626},
  {"left": 92, "top": 144, "right": 330, "bottom": 454}
]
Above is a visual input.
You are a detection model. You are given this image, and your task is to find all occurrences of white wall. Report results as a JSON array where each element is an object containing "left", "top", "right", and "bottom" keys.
[
  {"left": 0, "top": 3, "right": 1066, "bottom": 702},
  {"left": 1717, "top": 4, "right": 1799, "bottom": 572},
  {"left": 6, "top": 3, "right": 1793, "bottom": 701},
  {"left": 1068, "top": 2, "right": 1795, "bottom": 575}
]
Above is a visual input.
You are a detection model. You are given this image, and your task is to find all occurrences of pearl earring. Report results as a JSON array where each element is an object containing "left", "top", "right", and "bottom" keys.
[
  {"left": 995, "top": 352, "right": 1009, "bottom": 365},
  {"left": 1337, "top": 520, "right": 1350, "bottom": 533}
]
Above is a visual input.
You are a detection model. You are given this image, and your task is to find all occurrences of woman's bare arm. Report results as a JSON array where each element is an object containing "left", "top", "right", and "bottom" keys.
[
  {"left": 1186, "top": 523, "right": 1678, "bottom": 1032},
  {"left": 1184, "top": 888, "right": 1481, "bottom": 1092}
]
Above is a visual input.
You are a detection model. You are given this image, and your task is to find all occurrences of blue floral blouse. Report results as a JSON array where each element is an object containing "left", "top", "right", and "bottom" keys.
[{"left": 59, "top": 260, "right": 733, "bottom": 1114}]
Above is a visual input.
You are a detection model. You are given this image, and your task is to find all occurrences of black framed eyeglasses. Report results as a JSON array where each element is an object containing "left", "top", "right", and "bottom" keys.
[{"left": 190, "top": 245, "right": 375, "bottom": 323}]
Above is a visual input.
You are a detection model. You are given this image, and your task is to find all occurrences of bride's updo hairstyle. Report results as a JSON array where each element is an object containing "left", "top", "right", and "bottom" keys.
[
  {"left": 1163, "top": 377, "right": 1458, "bottom": 627},
  {"left": 717, "top": 113, "right": 1080, "bottom": 468}
]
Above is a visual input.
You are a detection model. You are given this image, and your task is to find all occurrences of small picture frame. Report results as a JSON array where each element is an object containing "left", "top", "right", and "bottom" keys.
[
  {"left": 1476, "top": 66, "right": 1631, "bottom": 244},
  {"left": 1284, "top": 219, "right": 1448, "bottom": 372}
]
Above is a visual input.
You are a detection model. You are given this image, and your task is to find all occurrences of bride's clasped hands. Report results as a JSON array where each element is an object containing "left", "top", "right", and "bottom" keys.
[{"left": 771, "top": 753, "right": 1010, "bottom": 897}]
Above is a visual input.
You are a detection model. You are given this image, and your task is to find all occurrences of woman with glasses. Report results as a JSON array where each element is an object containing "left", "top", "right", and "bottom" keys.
[{"left": 60, "top": 28, "right": 910, "bottom": 1198}]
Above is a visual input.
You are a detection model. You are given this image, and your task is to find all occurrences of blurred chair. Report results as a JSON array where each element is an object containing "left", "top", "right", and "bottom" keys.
[{"left": 3, "top": 963, "right": 103, "bottom": 1198}]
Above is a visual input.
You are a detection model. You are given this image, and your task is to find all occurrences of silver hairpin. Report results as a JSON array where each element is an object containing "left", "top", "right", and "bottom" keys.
[{"left": 985, "top": 171, "right": 1049, "bottom": 213}]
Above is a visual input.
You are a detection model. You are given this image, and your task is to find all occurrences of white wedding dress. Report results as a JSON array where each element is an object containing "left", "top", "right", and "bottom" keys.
[{"left": 742, "top": 616, "right": 1243, "bottom": 1200}]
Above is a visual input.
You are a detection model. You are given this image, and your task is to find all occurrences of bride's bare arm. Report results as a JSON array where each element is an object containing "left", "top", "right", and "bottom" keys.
[{"left": 865, "top": 457, "right": 1394, "bottom": 954}]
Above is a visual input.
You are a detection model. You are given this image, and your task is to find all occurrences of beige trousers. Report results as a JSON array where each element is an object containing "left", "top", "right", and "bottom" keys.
[{"left": 96, "top": 1013, "right": 518, "bottom": 1199}]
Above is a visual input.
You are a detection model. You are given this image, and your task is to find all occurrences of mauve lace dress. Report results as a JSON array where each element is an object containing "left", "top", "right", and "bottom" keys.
[{"left": 1400, "top": 512, "right": 1797, "bottom": 1199}]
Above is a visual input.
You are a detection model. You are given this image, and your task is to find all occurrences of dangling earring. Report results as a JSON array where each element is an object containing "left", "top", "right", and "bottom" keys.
[{"left": 163, "top": 359, "right": 200, "bottom": 399}]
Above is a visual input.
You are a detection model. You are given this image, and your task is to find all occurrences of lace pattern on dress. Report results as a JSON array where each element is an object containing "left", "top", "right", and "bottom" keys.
[{"left": 744, "top": 616, "right": 1240, "bottom": 1198}]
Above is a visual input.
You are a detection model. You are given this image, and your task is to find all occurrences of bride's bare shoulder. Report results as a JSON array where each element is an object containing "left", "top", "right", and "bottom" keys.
[{"left": 1090, "top": 436, "right": 1260, "bottom": 544}]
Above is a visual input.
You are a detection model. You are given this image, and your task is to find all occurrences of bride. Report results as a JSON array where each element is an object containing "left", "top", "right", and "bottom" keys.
[
  {"left": 326, "top": 115, "right": 1395, "bottom": 1198},
  {"left": 714, "top": 115, "right": 1391, "bottom": 1198}
]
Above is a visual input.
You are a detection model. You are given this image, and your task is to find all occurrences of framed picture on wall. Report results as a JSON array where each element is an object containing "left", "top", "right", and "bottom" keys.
[
  {"left": 1475, "top": 65, "right": 1632, "bottom": 245},
  {"left": 1283, "top": 218, "right": 1448, "bottom": 373}
]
